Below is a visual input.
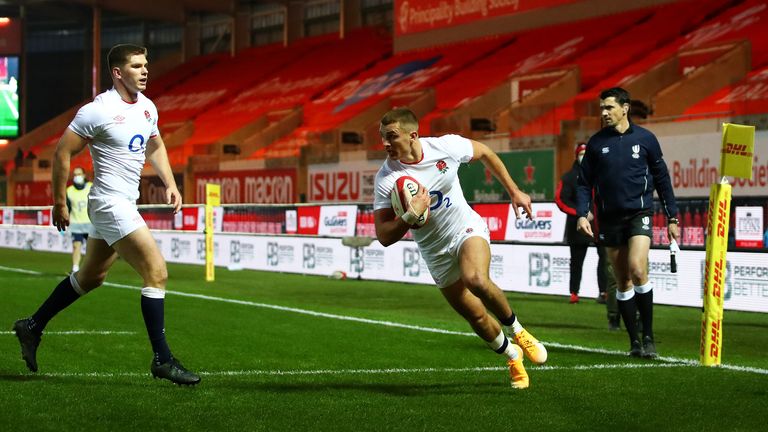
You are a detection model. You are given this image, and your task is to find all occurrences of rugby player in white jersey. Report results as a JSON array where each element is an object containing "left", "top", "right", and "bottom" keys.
[
  {"left": 13, "top": 44, "right": 199, "bottom": 385},
  {"left": 374, "top": 108, "right": 547, "bottom": 389}
]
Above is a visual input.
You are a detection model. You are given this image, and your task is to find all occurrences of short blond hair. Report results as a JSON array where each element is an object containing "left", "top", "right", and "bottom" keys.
[{"left": 380, "top": 107, "right": 419, "bottom": 133}]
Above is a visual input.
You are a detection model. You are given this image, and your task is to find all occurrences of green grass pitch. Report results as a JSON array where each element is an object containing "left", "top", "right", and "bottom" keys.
[{"left": 1, "top": 248, "right": 766, "bottom": 431}]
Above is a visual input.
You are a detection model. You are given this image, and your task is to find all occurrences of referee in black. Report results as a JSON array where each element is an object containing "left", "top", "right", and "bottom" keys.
[{"left": 575, "top": 87, "right": 680, "bottom": 358}]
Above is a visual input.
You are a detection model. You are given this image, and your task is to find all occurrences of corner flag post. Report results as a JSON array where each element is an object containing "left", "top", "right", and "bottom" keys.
[
  {"left": 700, "top": 123, "right": 754, "bottom": 366},
  {"left": 205, "top": 183, "right": 221, "bottom": 282}
]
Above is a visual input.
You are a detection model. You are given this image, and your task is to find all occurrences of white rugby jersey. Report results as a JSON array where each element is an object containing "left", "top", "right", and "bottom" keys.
[
  {"left": 374, "top": 134, "right": 478, "bottom": 255},
  {"left": 69, "top": 88, "right": 159, "bottom": 202}
]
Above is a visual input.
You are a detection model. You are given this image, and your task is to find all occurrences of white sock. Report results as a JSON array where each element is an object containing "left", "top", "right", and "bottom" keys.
[
  {"left": 487, "top": 330, "right": 519, "bottom": 360},
  {"left": 72, "top": 264, "right": 79, "bottom": 272},
  {"left": 141, "top": 287, "right": 166, "bottom": 299},
  {"left": 506, "top": 317, "right": 524, "bottom": 336},
  {"left": 616, "top": 289, "right": 635, "bottom": 301},
  {"left": 634, "top": 282, "right": 652, "bottom": 294},
  {"left": 70, "top": 273, "right": 86, "bottom": 296}
]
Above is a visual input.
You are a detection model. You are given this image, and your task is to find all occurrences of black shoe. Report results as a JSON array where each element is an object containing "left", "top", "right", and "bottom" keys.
[
  {"left": 628, "top": 340, "right": 642, "bottom": 357},
  {"left": 608, "top": 315, "right": 621, "bottom": 331},
  {"left": 13, "top": 319, "right": 41, "bottom": 372},
  {"left": 151, "top": 357, "right": 201, "bottom": 386},
  {"left": 596, "top": 292, "right": 607, "bottom": 304},
  {"left": 642, "top": 336, "right": 658, "bottom": 359}
]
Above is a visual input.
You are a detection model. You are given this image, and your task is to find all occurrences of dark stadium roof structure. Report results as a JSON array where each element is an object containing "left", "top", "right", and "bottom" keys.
[{"left": 1, "top": 1, "right": 290, "bottom": 23}]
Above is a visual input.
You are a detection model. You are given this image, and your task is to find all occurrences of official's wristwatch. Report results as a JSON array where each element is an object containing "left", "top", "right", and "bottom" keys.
[{"left": 668, "top": 217, "right": 679, "bottom": 225}]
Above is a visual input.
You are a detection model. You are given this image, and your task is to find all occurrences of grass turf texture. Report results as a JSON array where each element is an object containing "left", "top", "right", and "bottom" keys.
[{"left": 1, "top": 248, "right": 766, "bottom": 431}]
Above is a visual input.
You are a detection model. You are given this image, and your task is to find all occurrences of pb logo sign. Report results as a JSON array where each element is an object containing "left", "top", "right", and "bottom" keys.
[
  {"left": 47, "top": 232, "right": 58, "bottom": 249},
  {"left": 172, "top": 238, "right": 180, "bottom": 258},
  {"left": 197, "top": 239, "right": 206, "bottom": 261},
  {"left": 303, "top": 243, "right": 316, "bottom": 269},
  {"left": 349, "top": 247, "right": 364, "bottom": 274},
  {"left": 403, "top": 247, "right": 421, "bottom": 277},
  {"left": 267, "top": 242, "right": 279, "bottom": 267},
  {"left": 230, "top": 240, "right": 241, "bottom": 264},
  {"left": 529, "top": 253, "right": 551, "bottom": 287}
]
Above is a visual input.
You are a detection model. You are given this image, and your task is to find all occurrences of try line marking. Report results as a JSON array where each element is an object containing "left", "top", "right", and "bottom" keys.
[
  {"left": 29, "top": 362, "right": 697, "bottom": 379},
  {"left": 2, "top": 264, "right": 766, "bottom": 376}
]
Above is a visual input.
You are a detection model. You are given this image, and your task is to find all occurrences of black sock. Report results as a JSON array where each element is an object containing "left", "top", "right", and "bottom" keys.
[
  {"left": 499, "top": 313, "right": 516, "bottom": 327},
  {"left": 617, "top": 295, "right": 640, "bottom": 343},
  {"left": 141, "top": 291, "right": 172, "bottom": 364},
  {"left": 29, "top": 276, "right": 81, "bottom": 335},
  {"left": 634, "top": 288, "right": 654, "bottom": 340}
]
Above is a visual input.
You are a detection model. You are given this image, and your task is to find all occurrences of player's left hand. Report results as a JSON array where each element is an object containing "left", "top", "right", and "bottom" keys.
[
  {"left": 667, "top": 222, "right": 681, "bottom": 243},
  {"left": 166, "top": 186, "right": 182, "bottom": 213},
  {"left": 511, "top": 190, "right": 533, "bottom": 220},
  {"left": 52, "top": 203, "right": 70, "bottom": 232},
  {"left": 407, "top": 185, "right": 430, "bottom": 217}
]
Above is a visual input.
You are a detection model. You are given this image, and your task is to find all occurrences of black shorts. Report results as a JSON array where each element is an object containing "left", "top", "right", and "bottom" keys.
[
  {"left": 72, "top": 233, "right": 89, "bottom": 243},
  {"left": 597, "top": 210, "right": 653, "bottom": 247}
]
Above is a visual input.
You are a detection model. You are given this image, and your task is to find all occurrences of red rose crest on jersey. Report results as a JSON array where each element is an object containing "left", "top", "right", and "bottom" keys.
[
  {"left": 436, "top": 160, "right": 448, "bottom": 174},
  {"left": 144, "top": 110, "right": 151, "bottom": 122}
]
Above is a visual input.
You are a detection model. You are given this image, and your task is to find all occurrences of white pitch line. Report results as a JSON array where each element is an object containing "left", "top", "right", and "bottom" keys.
[
  {"left": 3, "top": 264, "right": 768, "bottom": 376},
  {"left": 0, "top": 265, "right": 44, "bottom": 275},
  {"left": 104, "top": 280, "right": 473, "bottom": 336},
  {"left": 0, "top": 330, "right": 136, "bottom": 335},
  {"left": 30, "top": 362, "right": 696, "bottom": 379}
]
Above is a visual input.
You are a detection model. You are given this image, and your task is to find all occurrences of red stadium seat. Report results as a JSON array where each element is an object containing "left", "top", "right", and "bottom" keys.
[{"left": 683, "top": 65, "right": 768, "bottom": 119}]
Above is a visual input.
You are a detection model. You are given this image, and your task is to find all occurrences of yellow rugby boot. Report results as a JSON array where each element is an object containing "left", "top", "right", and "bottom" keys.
[
  {"left": 512, "top": 328, "right": 548, "bottom": 365},
  {"left": 508, "top": 344, "right": 529, "bottom": 389}
]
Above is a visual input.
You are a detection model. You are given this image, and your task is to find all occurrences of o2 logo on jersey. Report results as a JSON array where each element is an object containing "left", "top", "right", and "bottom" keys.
[
  {"left": 428, "top": 190, "right": 452, "bottom": 212},
  {"left": 128, "top": 134, "right": 146, "bottom": 153}
]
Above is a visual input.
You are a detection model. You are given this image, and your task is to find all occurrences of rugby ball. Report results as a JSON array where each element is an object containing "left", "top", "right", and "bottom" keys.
[{"left": 390, "top": 176, "right": 429, "bottom": 228}]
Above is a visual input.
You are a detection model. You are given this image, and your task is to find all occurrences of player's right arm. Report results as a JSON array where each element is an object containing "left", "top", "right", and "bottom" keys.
[
  {"left": 52, "top": 129, "right": 88, "bottom": 232},
  {"left": 374, "top": 185, "right": 429, "bottom": 247},
  {"left": 470, "top": 140, "right": 533, "bottom": 220}
]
